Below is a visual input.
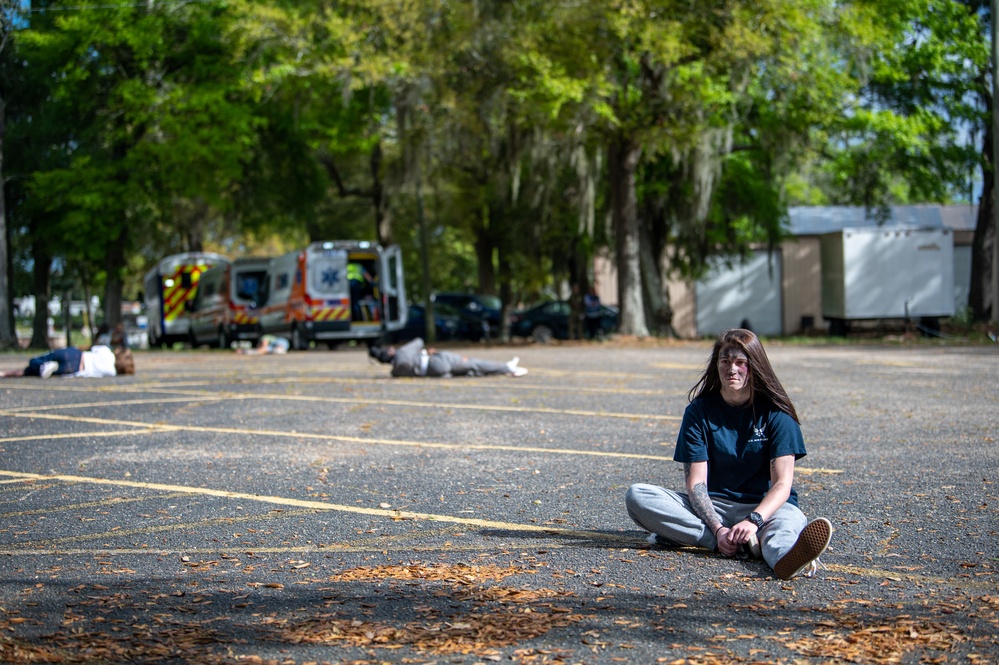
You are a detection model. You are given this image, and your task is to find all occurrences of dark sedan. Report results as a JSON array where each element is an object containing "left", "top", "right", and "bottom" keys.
[
  {"left": 430, "top": 292, "right": 501, "bottom": 341},
  {"left": 510, "top": 300, "right": 618, "bottom": 343},
  {"left": 391, "top": 302, "right": 488, "bottom": 343}
]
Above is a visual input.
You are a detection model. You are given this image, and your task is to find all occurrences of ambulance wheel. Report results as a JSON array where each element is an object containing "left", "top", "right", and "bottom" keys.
[
  {"left": 217, "top": 328, "right": 230, "bottom": 350},
  {"left": 188, "top": 330, "right": 200, "bottom": 349},
  {"left": 291, "top": 325, "right": 309, "bottom": 350}
]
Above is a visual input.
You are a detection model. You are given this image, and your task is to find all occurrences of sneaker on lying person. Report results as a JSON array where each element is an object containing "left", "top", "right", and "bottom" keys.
[
  {"left": 506, "top": 357, "right": 528, "bottom": 377},
  {"left": 40, "top": 361, "right": 59, "bottom": 379}
]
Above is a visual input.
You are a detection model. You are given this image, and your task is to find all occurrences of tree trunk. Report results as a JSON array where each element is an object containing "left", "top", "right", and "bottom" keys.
[
  {"left": 371, "top": 142, "right": 393, "bottom": 246},
  {"left": 102, "top": 225, "right": 127, "bottom": 327},
  {"left": 638, "top": 157, "right": 676, "bottom": 337},
  {"left": 639, "top": 222, "right": 674, "bottom": 336},
  {"left": 28, "top": 245, "right": 51, "bottom": 350},
  {"left": 474, "top": 201, "right": 496, "bottom": 294},
  {"left": 0, "top": 89, "right": 12, "bottom": 349},
  {"left": 567, "top": 241, "right": 586, "bottom": 341},
  {"left": 176, "top": 198, "right": 207, "bottom": 252},
  {"left": 497, "top": 242, "right": 512, "bottom": 343},
  {"left": 415, "top": 175, "right": 435, "bottom": 342},
  {"left": 608, "top": 135, "right": 648, "bottom": 337},
  {"left": 970, "top": 101, "right": 994, "bottom": 322}
]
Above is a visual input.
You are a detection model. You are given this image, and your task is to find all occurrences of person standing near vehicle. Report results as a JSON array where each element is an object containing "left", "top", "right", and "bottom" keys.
[
  {"left": 348, "top": 262, "right": 374, "bottom": 320},
  {"left": 583, "top": 286, "right": 603, "bottom": 340},
  {"left": 624, "top": 328, "right": 832, "bottom": 580}
]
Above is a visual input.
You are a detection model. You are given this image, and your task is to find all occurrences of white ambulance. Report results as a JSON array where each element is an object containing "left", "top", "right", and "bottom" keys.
[
  {"left": 186, "top": 256, "right": 271, "bottom": 348},
  {"left": 259, "top": 241, "right": 407, "bottom": 349},
  {"left": 144, "top": 252, "right": 229, "bottom": 347}
]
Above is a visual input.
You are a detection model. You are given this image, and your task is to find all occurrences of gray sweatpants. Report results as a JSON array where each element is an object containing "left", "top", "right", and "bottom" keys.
[
  {"left": 625, "top": 483, "right": 807, "bottom": 570},
  {"left": 427, "top": 351, "right": 510, "bottom": 377}
]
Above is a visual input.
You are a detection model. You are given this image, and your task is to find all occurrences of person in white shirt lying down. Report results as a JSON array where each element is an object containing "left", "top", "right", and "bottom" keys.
[{"left": 1, "top": 344, "right": 130, "bottom": 379}]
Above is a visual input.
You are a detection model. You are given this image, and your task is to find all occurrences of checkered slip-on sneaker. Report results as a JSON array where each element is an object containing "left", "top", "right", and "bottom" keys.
[{"left": 773, "top": 517, "right": 832, "bottom": 580}]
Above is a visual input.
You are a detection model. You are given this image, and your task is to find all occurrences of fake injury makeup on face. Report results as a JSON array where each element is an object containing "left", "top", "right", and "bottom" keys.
[
  {"left": 717, "top": 348, "right": 749, "bottom": 371},
  {"left": 717, "top": 346, "right": 750, "bottom": 404}
]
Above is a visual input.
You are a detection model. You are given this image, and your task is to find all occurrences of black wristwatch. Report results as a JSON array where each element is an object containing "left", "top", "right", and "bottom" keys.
[{"left": 746, "top": 512, "right": 765, "bottom": 529}]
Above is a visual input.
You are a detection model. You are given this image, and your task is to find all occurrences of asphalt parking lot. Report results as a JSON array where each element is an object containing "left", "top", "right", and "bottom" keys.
[{"left": 0, "top": 340, "right": 997, "bottom": 664}]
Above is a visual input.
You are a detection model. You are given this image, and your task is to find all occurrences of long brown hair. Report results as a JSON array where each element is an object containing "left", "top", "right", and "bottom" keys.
[
  {"left": 687, "top": 328, "right": 799, "bottom": 423},
  {"left": 113, "top": 347, "right": 135, "bottom": 375}
]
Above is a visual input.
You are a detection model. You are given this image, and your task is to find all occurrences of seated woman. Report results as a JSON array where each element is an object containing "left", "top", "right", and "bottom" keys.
[{"left": 625, "top": 328, "right": 831, "bottom": 580}]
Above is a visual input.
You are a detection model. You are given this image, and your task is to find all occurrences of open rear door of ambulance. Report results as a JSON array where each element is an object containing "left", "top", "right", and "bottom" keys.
[
  {"left": 380, "top": 244, "right": 407, "bottom": 333},
  {"left": 306, "top": 243, "right": 351, "bottom": 333}
]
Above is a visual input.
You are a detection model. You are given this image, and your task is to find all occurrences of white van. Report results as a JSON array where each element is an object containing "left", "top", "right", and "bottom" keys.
[
  {"left": 259, "top": 241, "right": 407, "bottom": 349},
  {"left": 144, "top": 252, "right": 229, "bottom": 347},
  {"left": 186, "top": 257, "right": 271, "bottom": 348}
]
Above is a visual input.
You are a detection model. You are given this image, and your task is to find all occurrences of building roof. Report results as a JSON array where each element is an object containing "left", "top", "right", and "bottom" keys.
[{"left": 787, "top": 205, "right": 978, "bottom": 236}]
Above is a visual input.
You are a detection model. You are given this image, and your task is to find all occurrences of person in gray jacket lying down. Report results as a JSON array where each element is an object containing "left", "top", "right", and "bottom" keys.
[{"left": 369, "top": 337, "right": 527, "bottom": 378}]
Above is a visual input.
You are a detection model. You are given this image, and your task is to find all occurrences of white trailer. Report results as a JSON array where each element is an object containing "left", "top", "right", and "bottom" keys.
[
  {"left": 695, "top": 250, "right": 784, "bottom": 337},
  {"left": 820, "top": 227, "right": 954, "bottom": 332}
]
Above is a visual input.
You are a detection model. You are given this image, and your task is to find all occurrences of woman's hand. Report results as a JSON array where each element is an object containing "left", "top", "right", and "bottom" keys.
[
  {"left": 727, "top": 520, "right": 758, "bottom": 548},
  {"left": 715, "top": 526, "right": 740, "bottom": 557}
]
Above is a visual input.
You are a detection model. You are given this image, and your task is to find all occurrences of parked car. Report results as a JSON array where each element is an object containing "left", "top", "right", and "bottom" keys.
[
  {"left": 391, "top": 303, "right": 465, "bottom": 343},
  {"left": 510, "top": 300, "right": 619, "bottom": 343},
  {"left": 430, "top": 292, "right": 501, "bottom": 341}
]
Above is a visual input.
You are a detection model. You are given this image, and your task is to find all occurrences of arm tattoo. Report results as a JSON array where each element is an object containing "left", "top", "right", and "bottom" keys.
[{"left": 689, "top": 481, "right": 722, "bottom": 535}]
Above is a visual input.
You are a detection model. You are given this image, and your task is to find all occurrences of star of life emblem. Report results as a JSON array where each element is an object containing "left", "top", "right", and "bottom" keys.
[{"left": 321, "top": 268, "right": 340, "bottom": 288}]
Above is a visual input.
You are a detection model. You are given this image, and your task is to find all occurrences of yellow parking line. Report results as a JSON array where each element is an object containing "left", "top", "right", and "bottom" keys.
[
  {"left": 650, "top": 362, "right": 703, "bottom": 370},
  {"left": 1, "top": 375, "right": 673, "bottom": 397},
  {"left": 9, "top": 523, "right": 527, "bottom": 557},
  {"left": 0, "top": 429, "right": 169, "bottom": 443},
  {"left": 0, "top": 413, "right": 843, "bottom": 474},
  {"left": 0, "top": 491, "right": 192, "bottom": 518},
  {"left": 0, "top": 543, "right": 565, "bottom": 557},
  {"left": 796, "top": 468, "right": 842, "bottom": 475},
  {"left": 145, "top": 376, "right": 675, "bottom": 396},
  {"left": 822, "top": 563, "right": 995, "bottom": 589},
  {"left": 1, "top": 390, "right": 677, "bottom": 420},
  {"left": 1, "top": 396, "right": 231, "bottom": 413},
  {"left": 11, "top": 505, "right": 322, "bottom": 548},
  {"left": 1, "top": 471, "right": 980, "bottom": 589},
  {"left": 0, "top": 470, "right": 625, "bottom": 542},
  {"left": 0, "top": 411, "right": 681, "bottom": 460}
]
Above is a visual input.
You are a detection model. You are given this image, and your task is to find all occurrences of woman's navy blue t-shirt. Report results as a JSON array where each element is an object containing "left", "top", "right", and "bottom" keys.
[{"left": 673, "top": 392, "right": 806, "bottom": 506}]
